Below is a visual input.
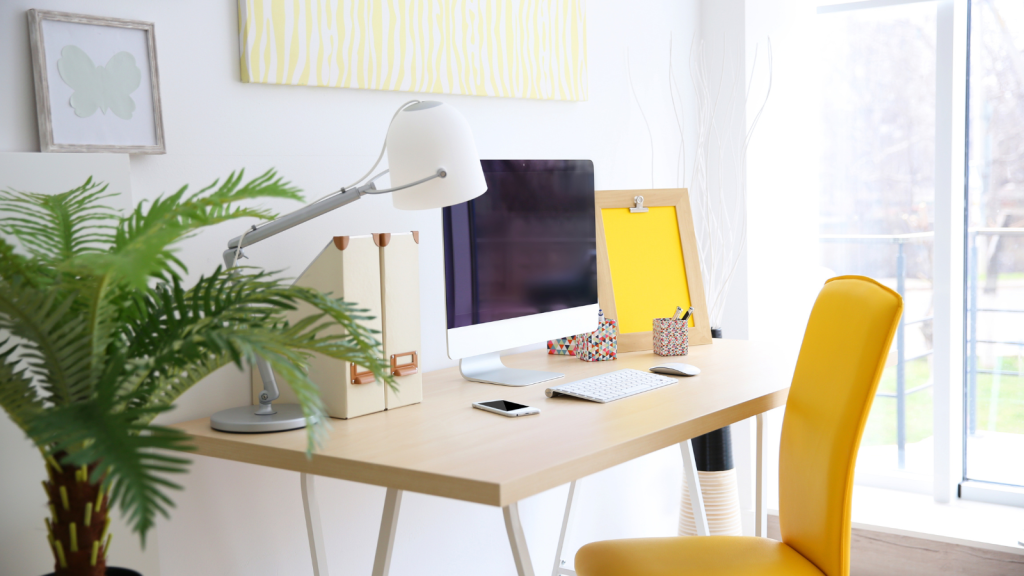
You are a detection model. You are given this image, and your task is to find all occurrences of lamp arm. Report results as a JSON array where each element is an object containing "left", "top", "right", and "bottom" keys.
[
  {"left": 227, "top": 187, "right": 363, "bottom": 251},
  {"left": 220, "top": 248, "right": 289, "bottom": 412},
  {"left": 226, "top": 168, "right": 446, "bottom": 251},
  {"left": 362, "top": 168, "right": 446, "bottom": 195}
]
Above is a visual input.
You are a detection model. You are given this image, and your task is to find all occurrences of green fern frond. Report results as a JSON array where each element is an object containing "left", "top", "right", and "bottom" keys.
[
  {"left": 0, "top": 280, "right": 95, "bottom": 406},
  {"left": 71, "top": 170, "right": 302, "bottom": 288},
  {"left": 0, "top": 170, "right": 392, "bottom": 546},
  {"left": 0, "top": 338, "right": 44, "bottom": 433},
  {"left": 0, "top": 236, "right": 52, "bottom": 289},
  {"left": 120, "top": 267, "right": 393, "bottom": 410},
  {"left": 0, "top": 178, "right": 118, "bottom": 263}
]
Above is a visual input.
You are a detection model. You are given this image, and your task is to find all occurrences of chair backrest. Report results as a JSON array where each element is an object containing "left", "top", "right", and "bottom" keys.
[{"left": 778, "top": 276, "right": 902, "bottom": 576}]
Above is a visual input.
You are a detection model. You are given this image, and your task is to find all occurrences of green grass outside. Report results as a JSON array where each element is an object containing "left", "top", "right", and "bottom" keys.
[
  {"left": 971, "top": 356, "right": 1024, "bottom": 434},
  {"left": 974, "top": 272, "right": 1024, "bottom": 282},
  {"left": 862, "top": 356, "right": 1024, "bottom": 446},
  {"left": 863, "top": 358, "right": 933, "bottom": 446}
]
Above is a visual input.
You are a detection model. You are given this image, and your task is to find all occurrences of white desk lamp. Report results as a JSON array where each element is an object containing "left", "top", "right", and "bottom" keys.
[{"left": 211, "top": 101, "right": 486, "bottom": 433}]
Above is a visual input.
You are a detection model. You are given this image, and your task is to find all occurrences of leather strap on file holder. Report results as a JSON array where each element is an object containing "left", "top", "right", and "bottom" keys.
[
  {"left": 333, "top": 236, "right": 350, "bottom": 250},
  {"left": 350, "top": 363, "right": 376, "bottom": 384},
  {"left": 390, "top": 351, "right": 418, "bottom": 376},
  {"left": 372, "top": 233, "right": 391, "bottom": 247}
]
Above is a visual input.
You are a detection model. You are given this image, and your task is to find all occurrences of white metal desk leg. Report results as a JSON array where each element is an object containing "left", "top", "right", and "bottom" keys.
[
  {"left": 372, "top": 488, "right": 403, "bottom": 576},
  {"left": 300, "top": 473, "right": 330, "bottom": 576},
  {"left": 680, "top": 439, "right": 710, "bottom": 536},
  {"left": 503, "top": 501, "right": 536, "bottom": 576},
  {"left": 755, "top": 413, "right": 768, "bottom": 538},
  {"left": 551, "top": 480, "right": 581, "bottom": 576}
]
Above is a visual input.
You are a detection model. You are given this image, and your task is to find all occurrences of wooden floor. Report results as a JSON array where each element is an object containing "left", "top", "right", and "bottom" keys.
[{"left": 767, "top": 515, "right": 1024, "bottom": 576}]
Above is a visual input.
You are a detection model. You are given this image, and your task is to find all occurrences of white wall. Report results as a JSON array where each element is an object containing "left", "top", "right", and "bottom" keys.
[
  {"left": 0, "top": 1, "right": 716, "bottom": 575},
  {"left": 742, "top": 0, "right": 826, "bottom": 511}
]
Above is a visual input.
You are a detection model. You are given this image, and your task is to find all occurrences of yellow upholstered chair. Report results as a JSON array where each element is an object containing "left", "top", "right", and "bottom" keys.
[{"left": 575, "top": 275, "right": 903, "bottom": 576}]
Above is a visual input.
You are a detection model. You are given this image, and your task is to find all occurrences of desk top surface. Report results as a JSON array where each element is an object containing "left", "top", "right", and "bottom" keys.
[{"left": 173, "top": 339, "right": 796, "bottom": 507}]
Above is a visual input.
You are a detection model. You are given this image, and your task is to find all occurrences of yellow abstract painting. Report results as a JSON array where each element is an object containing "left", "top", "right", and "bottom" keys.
[{"left": 237, "top": 0, "right": 588, "bottom": 101}]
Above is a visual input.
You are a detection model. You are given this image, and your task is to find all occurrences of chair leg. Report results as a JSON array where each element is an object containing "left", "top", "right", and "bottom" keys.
[
  {"left": 680, "top": 439, "right": 710, "bottom": 536},
  {"left": 504, "top": 501, "right": 536, "bottom": 576},
  {"left": 755, "top": 413, "right": 768, "bottom": 538},
  {"left": 551, "top": 480, "right": 581, "bottom": 576},
  {"left": 301, "top": 472, "right": 330, "bottom": 576},
  {"left": 372, "top": 488, "right": 403, "bottom": 576}
]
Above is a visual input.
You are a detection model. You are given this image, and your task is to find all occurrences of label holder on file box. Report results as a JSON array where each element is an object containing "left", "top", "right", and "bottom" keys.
[
  {"left": 350, "top": 363, "right": 376, "bottom": 385},
  {"left": 391, "top": 351, "right": 418, "bottom": 376}
]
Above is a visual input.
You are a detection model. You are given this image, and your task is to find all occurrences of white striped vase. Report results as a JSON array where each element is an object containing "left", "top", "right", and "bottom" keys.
[{"left": 679, "top": 469, "right": 743, "bottom": 536}]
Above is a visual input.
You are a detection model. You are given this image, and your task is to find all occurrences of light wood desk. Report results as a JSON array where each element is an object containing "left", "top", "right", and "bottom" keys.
[{"left": 174, "top": 339, "right": 795, "bottom": 576}]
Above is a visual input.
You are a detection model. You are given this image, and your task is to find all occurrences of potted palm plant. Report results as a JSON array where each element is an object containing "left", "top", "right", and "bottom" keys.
[{"left": 0, "top": 171, "right": 392, "bottom": 576}]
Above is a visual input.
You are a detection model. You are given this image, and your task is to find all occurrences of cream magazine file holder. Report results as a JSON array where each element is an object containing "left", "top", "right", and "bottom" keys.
[{"left": 252, "top": 232, "right": 422, "bottom": 418}]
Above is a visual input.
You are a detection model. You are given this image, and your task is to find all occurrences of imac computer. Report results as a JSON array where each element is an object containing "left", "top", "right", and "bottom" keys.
[{"left": 443, "top": 160, "right": 599, "bottom": 386}]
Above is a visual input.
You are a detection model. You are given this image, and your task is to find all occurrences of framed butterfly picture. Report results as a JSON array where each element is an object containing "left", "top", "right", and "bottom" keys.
[{"left": 27, "top": 10, "right": 165, "bottom": 154}]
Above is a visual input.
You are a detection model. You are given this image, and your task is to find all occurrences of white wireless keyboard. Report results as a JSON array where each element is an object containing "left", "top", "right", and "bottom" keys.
[{"left": 545, "top": 369, "right": 676, "bottom": 403}]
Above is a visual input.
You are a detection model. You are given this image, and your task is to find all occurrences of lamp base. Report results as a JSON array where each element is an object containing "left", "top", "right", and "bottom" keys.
[{"left": 210, "top": 403, "right": 309, "bottom": 433}]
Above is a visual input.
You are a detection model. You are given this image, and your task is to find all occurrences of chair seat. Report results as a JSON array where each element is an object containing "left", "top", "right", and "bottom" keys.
[{"left": 575, "top": 536, "right": 826, "bottom": 576}]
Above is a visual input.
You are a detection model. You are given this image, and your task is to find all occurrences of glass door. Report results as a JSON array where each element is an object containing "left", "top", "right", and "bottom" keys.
[
  {"left": 815, "top": 1, "right": 938, "bottom": 483},
  {"left": 965, "top": 0, "right": 1024, "bottom": 490}
]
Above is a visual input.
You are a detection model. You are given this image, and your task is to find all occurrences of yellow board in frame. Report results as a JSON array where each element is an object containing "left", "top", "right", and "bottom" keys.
[{"left": 595, "top": 189, "right": 712, "bottom": 353}]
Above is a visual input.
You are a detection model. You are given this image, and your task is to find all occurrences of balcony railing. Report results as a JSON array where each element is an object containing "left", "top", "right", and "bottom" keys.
[
  {"left": 967, "top": 228, "right": 1024, "bottom": 436},
  {"left": 821, "top": 227, "right": 1024, "bottom": 471},
  {"left": 820, "top": 232, "right": 934, "bottom": 469}
]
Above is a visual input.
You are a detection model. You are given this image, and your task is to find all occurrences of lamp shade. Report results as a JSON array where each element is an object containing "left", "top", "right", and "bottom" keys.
[{"left": 386, "top": 101, "right": 487, "bottom": 210}]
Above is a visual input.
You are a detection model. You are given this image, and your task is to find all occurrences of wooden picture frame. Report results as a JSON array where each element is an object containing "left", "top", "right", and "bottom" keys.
[
  {"left": 27, "top": 10, "right": 166, "bottom": 154},
  {"left": 595, "top": 188, "right": 712, "bottom": 352}
]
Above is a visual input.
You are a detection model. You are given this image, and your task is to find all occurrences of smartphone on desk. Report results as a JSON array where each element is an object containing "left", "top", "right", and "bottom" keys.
[{"left": 472, "top": 400, "right": 540, "bottom": 418}]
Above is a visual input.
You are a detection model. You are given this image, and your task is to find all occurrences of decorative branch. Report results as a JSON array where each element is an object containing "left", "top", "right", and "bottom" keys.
[
  {"left": 627, "top": 48, "right": 656, "bottom": 189},
  {"left": 671, "top": 36, "right": 773, "bottom": 330}
]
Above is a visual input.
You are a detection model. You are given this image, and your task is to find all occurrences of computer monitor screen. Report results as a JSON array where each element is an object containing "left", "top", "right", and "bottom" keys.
[{"left": 443, "top": 160, "right": 597, "bottom": 330}]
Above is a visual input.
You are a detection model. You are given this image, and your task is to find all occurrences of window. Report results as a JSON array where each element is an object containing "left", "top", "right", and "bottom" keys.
[
  {"left": 807, "top": 0, "right": 970, "bottom": 503},
  {"left": 815, "top": 1, "right": 939, "bottom": 484},
  {"left": 964, "top": 0, "right": 1024, "bottom": 492}
]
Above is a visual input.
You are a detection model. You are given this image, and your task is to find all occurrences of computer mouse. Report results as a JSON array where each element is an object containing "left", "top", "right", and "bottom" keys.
[{"left": 650, "top": 363, "right": 701, "bottom": 377}]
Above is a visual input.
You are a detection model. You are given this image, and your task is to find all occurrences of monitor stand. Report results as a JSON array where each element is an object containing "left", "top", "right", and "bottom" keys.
[{"left": 459, "top": 351, "right": 564, "bottom": 387}]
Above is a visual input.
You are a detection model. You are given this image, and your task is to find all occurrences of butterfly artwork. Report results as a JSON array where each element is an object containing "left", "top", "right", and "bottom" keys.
[
  {"left": 56, "top": 45, "right": 142, "bottom": 120},
  {"left": 28, "top": 10, "right": 165, "bottom": 153}
]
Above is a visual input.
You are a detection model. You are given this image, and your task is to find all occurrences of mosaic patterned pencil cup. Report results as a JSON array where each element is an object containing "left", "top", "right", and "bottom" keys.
[
  {"left": 653, "top": 318, "right": 689, "bottom": 356},
  {"left": 575, "top": 310, "right": 617, "bottom": 361}
]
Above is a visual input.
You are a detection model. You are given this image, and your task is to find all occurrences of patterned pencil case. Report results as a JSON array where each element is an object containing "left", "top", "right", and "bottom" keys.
[
  {"left": 653, "top": 317, "right": 689, "bottom": 356},
  {"left": 547, "top": 335, "right": 577, "bottom": 355},
  {"left": 575, "top": 314, "right": 617, "bottom": 362}
]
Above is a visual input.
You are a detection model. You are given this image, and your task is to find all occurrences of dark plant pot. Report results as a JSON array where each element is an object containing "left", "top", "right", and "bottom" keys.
[
  {"left": 690, "top": 426, "right": 734, "bottom": 471},
  {"left": 696, "top": 325, "right": 732, "bottom": 472},
  {"left": 43, "top": 565, "right": 141, "bottom": 569}
]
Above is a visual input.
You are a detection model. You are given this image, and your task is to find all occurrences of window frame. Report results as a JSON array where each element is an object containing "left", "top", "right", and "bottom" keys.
[{"left": 959, "top": 0, "right": 1024, "bottom": 505}]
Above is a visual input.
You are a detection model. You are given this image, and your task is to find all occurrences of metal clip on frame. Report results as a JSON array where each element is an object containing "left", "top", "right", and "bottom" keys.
[{"left": 630, "top": 195, "right": 649, "bottom": 213}]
